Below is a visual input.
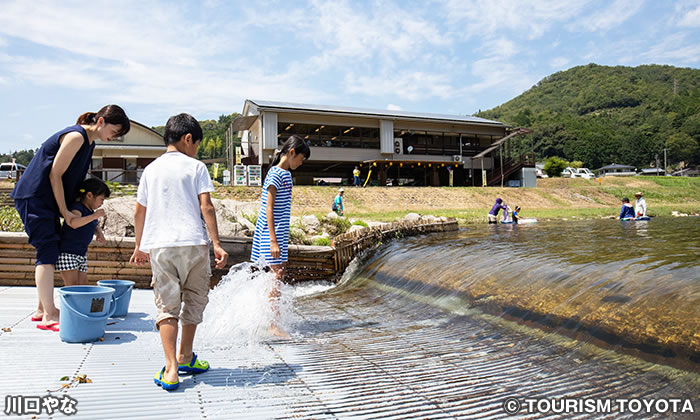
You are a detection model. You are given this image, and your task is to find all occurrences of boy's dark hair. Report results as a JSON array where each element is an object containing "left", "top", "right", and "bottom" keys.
[
  {"left": 622, "top": 197, "right": 630, "bottom": 203},
  {"left": 76, "top": 177, "right": 111, "bottom": 200},
  {"left": 270, "top": 134, "right": 311, "bottom": 166},
  {"left": 163, "top": 113, "right": 203, "bottom": 146}
]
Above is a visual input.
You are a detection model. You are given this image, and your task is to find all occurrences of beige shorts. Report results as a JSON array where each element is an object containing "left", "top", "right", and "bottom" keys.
[
  {"left": 487, "top": 214, "right": 498, "bottom": 223},
  {"left": 149, "top": 245, "right": 211, "bottom": 328}
]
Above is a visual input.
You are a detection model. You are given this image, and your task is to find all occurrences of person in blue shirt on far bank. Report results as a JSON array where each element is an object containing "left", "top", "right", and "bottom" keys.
[
  {"left": 333, "top": 188, "right": 345, "bottom": 216},
  {"left": 618, "top": 197, "right": 636, "bottom": 219}
]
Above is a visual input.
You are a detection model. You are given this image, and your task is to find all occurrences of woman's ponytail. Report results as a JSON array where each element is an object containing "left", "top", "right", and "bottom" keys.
[{"left": 76, "top": 112, "right": 97, "bottom": 125}]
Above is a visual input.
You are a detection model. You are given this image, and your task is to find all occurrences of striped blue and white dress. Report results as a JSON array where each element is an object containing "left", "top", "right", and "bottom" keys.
[{"left": 251, "top": 166, "right": 293, "bottom": 265}]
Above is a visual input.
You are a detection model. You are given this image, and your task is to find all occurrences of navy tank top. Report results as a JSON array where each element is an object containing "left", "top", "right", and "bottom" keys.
[
  {"left": 11, "top": 125, "right": 95, "bottom": 212},
  {"left": 59, "top": 202, "right": 97, "bottom": 256}
]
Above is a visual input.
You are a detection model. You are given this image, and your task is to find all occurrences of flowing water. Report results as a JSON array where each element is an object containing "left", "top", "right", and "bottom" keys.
[
  {"left": 330, "top": 217, "right": 700, "bottom": 368},
  {"left": 194, "top": 217, "right": 698, "bottom": 417}
]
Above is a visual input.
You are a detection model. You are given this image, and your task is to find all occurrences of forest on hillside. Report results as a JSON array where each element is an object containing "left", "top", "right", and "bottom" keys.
[
  {"left": 2, "top": 113, "right": 241, "bottom": 167},
  {"left": 152, "top": 112, "right": 240, "bottom": 161},
  {"left": 478, "top": 64, "right": 700, "bottom": 171}
]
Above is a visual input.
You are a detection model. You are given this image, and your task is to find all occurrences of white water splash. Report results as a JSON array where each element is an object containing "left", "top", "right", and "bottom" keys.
[
  {"left": 292, "top": 281, "right": 335, "bottom": 298},
  {"left": 197, "top": 262, "right": 296, "bottom": 349}
]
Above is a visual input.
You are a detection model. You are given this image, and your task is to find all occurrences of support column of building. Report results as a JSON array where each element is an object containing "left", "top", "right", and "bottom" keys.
[
  {"left": 431, "top": 166, "right": 440, "bottom": 186},
  {"left": 378, "top": 164, "right": 387, "bottom": 186}
]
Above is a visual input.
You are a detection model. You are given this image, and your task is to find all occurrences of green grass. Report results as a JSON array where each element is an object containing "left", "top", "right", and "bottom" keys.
[
  {"left": 325, "top": 204, "right": 699, "bottom": 226},
  {"left": 241, "top": 212, "right": 257, "bottom": 226},
  {"left": 311, "top": 237, "right": 331, "bottom": 246},
  {"left": 323, "top": 216, "right": 351, "bottom": 235},
  {"left": 0, "top": 206, "right": 24, "bottom": 232},
  {"left": 351, "top": 220, "right": 368, "bottom": 227}
]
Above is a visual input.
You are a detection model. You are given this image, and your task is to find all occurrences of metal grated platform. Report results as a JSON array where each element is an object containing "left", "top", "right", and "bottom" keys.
[{"left": 0, "top": 284, "right": 698, "bottom": 419}]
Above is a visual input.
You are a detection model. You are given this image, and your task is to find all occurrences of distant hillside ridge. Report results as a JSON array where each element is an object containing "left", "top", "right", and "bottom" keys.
[{"left": 478, "top": 64, "right": 700, "bottom": 170}]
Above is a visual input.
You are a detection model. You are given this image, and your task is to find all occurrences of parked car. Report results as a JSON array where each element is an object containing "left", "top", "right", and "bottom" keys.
[
  {"left": 0, "top": 162, "right": 26, "bottom": 180},
  {"left": 561, "top": 167, "right": 577, "bottom": 178},
  {"left": 561, "top": 167, "right": 595, "bottom": 179},
  {"left": 576, "top": 168, "right": 595, "bottom": 179}
]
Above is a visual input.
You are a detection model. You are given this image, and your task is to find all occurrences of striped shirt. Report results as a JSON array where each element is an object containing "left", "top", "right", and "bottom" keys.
[{"left": 251, "top": 166, "right": 293, "bottom": 265}]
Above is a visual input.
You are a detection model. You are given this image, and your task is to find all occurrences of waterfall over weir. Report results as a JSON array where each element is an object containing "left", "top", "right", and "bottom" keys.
[{"left": 1, "top": 218, "right": 698, "bottom": 418}]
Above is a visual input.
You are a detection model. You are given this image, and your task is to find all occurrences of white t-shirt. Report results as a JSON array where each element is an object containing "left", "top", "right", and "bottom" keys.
[
  {"left": 635, "top": 197, "right": 647, "bottom": 217},
  {"left": 136, "top": 151, "right": 214, "bottom": 251}
]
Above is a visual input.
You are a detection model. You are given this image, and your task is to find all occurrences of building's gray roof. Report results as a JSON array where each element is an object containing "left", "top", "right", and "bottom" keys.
[
  {"left": 596, "top": 163, "right": 636, "bottom": 171},
  {"left": 246, "top": 99, "right": 507, "bottom": 127}
]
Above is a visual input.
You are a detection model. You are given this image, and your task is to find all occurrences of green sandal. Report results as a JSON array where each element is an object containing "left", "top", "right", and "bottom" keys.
[
  {"left": 178, "top": 353, "right": 209, "bottom": 374},
  {"left": 154, "top": 367, "right": 179, "bottom": 391}
]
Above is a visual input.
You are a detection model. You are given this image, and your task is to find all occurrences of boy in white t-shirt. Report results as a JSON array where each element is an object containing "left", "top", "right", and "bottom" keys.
[{"left": 130, "top": 113, "right": 228, "bottom": 391}]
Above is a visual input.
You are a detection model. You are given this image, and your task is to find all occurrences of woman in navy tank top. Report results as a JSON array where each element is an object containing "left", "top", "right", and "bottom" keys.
[{"left": 11, "top": 105, "right": 130, "bottom": 331}]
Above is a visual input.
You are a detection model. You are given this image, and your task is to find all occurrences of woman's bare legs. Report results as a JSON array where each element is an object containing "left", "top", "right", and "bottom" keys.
[{"left": 36, "top": 264, "right": 59, "bottom": 324}]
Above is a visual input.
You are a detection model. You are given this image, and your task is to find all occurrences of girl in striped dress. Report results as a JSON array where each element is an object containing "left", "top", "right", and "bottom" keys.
[{"left": 251, "top": 134, "right": 310, "bottom": 338}]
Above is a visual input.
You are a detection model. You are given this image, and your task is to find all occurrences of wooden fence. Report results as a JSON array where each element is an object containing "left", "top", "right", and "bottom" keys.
[
  {"left": 332, "top": 218, "right": 459, "bottom": 272},
  {"left": 0, "top": 217, "right": 458, "bottom": 288}
]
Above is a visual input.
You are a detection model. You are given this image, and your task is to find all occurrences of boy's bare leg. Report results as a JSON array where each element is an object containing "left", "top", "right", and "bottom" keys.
[
  {"left": 158, "top": 318, "right": 179, "bottom": 384},
  {"left": 177, "top": 324, "right": 197, "bottom": 365},
  {"left": 61, "top": 270, "right": 81, "bottom": 286},
  {"left": 268, "top": 264, "right": 291, "bottom": 339},
  {"left": 36, "top": 264, "right": 59, "bottom": 324}
]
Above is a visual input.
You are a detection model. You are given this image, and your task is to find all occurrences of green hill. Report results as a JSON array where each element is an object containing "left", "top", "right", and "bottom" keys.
[{"left": 478, "top": 64, "right": 700, "bottom": 170}]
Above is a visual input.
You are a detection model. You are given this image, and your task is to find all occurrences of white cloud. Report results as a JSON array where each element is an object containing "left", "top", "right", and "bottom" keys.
[
  {"left": 293, "top": 0, "right": 452, "bottom": 72},
  {"left": 469, "top": 57, "right": 537, "bottom": 95},
  {"left": 678, "top": 5, "right": 700, "bottom": 27},
  {"left": 0, "top": 1, "right": 335, "bottom": 116},
  {"left": 635, "top": 33, "right": 700, "bottom": 64},
  {"left": 444, "top": 0, "right": 591, "bottom": 39},
  {"left": 346, "top": 71, "right": 455, "bottom": 101},
  {"left": 0, "top": 53, "right": 108, "bottom": 89},
  {"left": 480, "top": 38, "right": 519, "bottom": 58},
  {"left": 387, "top": 104, "right": 402, "bottom": 111},
  {"left": 0, "top": 1, "right": 220, "bottom": 64},
  {"left": 550, "top": 57, "right": 570, "bottom": 69},
  {"left": 23, "top": 134, "right": 33, "bottom": 141},
  {"left": 572, "top": 0, "right": 645, "bottom": 32}
]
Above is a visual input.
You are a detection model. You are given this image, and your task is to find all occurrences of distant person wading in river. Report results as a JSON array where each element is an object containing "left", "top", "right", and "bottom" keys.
[{"left": 487, "top": 198, "right": 507, "bottom": 224}]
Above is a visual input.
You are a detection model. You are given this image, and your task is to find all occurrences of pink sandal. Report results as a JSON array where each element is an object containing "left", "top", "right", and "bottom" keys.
[{"left": 37, "top": 322, "right": 59, "bottom": 332}]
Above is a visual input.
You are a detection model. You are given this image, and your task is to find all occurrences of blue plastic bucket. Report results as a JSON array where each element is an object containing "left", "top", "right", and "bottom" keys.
[
  {"left": 58, "top": 286, "right": 116, "bottom": 343},
  {"left": 97, "top": 280, "right": 135, "bottom": 317}
]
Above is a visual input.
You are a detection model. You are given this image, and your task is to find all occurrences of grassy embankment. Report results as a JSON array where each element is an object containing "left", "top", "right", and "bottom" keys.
[
  {"left": 1, "top": 177, "right": 698, "bottom": 230},
  {"left": 216, "top": 176, "right": 700, "bottom": 225}
]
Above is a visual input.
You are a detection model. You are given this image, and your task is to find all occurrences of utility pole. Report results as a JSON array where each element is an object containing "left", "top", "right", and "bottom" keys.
[{"left": 664, "top": 148, "right": 667, "bottom": 176}]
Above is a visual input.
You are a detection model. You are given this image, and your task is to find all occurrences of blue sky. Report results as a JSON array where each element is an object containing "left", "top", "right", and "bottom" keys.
[{"left": 0, "top": 0, "right": 699, "bottom": 153}]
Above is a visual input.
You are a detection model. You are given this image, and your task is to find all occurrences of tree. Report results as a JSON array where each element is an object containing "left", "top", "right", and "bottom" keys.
[
  {"left": 543, "top": 156, "right": 569, "bottom": 177},
  {"left": 666, "top": 133, "right": 698, "bottom": 165}
]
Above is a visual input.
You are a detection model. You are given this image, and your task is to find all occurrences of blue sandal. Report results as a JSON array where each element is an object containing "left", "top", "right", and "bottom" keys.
[
  {"left": 154, "top": 367, "right": 179, "bottom": 391},
  {"left": 178, "top": 353, "right": 209, "bottom": 374}
]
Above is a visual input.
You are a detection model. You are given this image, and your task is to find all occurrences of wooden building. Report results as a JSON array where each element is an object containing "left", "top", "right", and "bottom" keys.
[{"left": 231, "top": 100, "right": 533, "bottom": 187}]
